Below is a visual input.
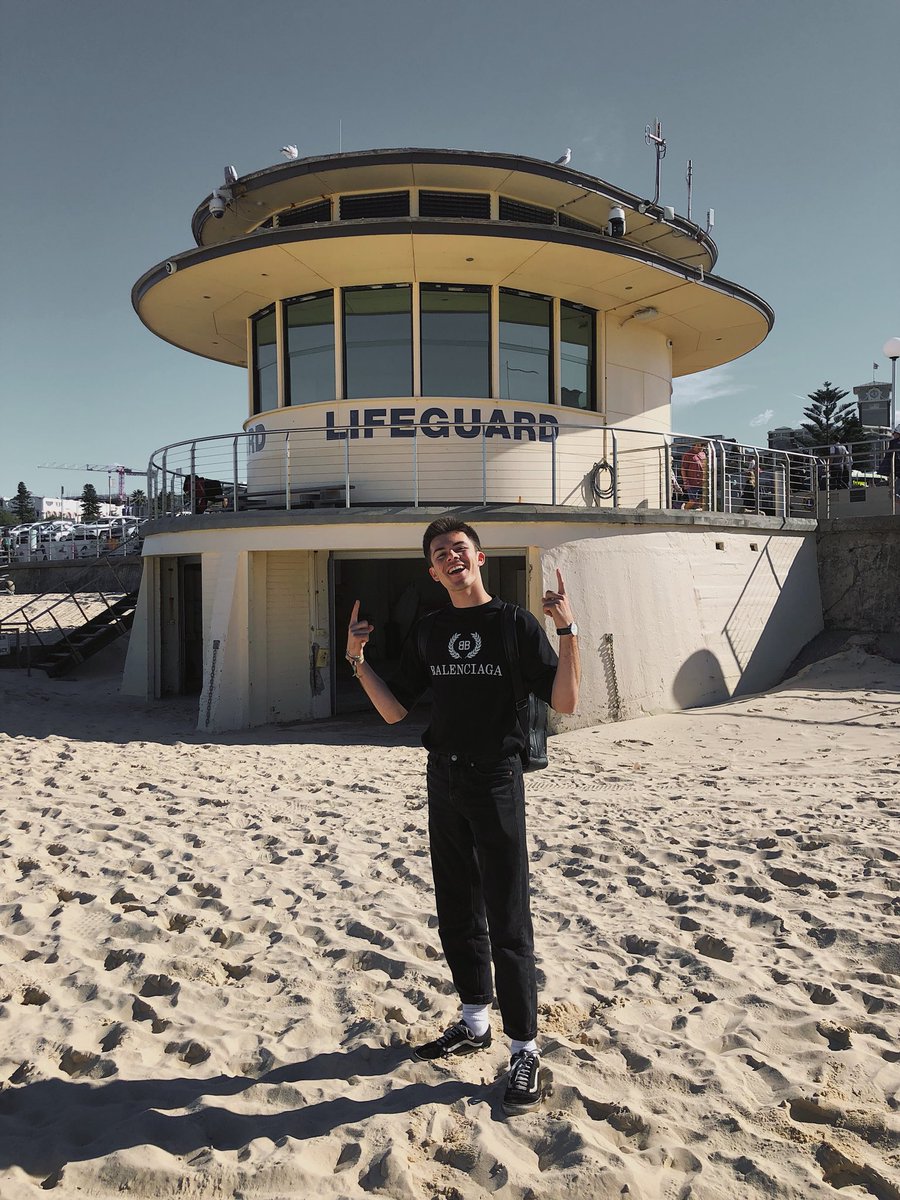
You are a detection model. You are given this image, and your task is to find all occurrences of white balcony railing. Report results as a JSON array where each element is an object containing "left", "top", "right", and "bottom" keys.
[{"left": 144, "top": 422, "right": 897, "bottom": 521}]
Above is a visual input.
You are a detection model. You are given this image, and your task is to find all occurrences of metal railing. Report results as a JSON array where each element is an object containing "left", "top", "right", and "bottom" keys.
[
  {"left": 802, "top": 438, "right": 899, "bottom": 516},
  {"left": 145, "top": 421, "right": 878, "bottom": 520}
]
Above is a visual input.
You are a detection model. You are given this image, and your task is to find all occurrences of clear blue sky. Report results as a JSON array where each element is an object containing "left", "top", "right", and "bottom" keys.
[{"left": 1, "top": 0, "right": 897, "bottom": 500}]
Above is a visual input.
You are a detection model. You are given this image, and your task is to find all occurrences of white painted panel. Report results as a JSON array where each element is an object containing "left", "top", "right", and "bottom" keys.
[{"left": 265, "top": 551, "right": 311, "bottom": 722}]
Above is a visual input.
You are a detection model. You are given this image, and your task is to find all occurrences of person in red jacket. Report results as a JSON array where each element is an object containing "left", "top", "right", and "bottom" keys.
[{"left": 680, "top": 441, "right": 707, "bottom": 508}]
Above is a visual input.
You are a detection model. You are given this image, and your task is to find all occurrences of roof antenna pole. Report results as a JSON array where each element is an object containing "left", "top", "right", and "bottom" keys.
[
  {"left": 645, "top": 119, "right": 667, "bottom": 208},
  {"left": 686, "top": 158, "right": 693, "bottom": 222},
  {"left": 339, "top": 119, "right": 342, "bottom": 153}
]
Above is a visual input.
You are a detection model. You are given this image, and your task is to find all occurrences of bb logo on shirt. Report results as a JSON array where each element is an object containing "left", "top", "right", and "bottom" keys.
[{"left": 448, "top": 632, "right": 482, "bottom": 660}]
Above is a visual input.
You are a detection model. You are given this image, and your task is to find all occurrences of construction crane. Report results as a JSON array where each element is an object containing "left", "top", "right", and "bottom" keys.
[{"left": 39, "top": 462, "right": 144, "bottom": 503}]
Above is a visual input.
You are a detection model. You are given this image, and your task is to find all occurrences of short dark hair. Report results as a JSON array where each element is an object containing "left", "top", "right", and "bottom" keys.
[{"left": 422, "top": 516, "right": 482, "bottom": 561}]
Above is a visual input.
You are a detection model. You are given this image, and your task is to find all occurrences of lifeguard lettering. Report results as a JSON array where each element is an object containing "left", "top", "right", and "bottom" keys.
[{"left": 324, "top": 407, "right": 559, "bottom": 441}]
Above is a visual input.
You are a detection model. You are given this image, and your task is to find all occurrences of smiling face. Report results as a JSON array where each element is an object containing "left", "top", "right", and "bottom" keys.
[{"left": 427, "top": 530, "right": 489, "bottom": 603}]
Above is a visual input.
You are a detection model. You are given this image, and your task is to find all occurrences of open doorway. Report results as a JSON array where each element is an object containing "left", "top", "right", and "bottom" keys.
[
  {"left": 159, "top": 556, "right": 203, "bottom": 696},
  {"left": 330, "top": 552, "right": 526, "bottom": 714}
]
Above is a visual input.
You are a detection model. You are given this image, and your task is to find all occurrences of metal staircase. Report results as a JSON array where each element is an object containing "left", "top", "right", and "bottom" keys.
[
  {"left": 0, "top": 562, "right": 139, "bottom": 676},
  {"left": 38, "top": 592, "right": 138, "bottom": 676}
]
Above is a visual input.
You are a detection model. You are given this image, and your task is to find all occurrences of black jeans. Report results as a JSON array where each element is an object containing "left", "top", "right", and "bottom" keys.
[{"left": 426, "top": 752, "right": 537, "bottom": 1042}]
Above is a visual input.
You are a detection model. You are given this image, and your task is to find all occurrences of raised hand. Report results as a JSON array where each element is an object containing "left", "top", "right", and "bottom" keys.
[
  {"left": 347, "top": 599, "right": 375, "bottom": 657},
  {"left": 542, "top": 569, "right": 574, "bottom": 630}
]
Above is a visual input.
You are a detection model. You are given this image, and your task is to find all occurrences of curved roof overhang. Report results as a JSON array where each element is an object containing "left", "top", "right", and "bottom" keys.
[
  {"left": 192, "top": 147, "right": 718, "bottom": 272},
  {"left": 133, "top": 220, "right": 773, "bottom": 378}
]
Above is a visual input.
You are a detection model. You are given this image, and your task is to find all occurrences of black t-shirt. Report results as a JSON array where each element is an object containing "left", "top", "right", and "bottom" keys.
[{"left": 391, "top": 597, "right": 559, "bottom": 760}]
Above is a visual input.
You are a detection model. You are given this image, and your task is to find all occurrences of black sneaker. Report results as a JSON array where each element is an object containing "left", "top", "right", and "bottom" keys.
[
  {"left": 412, "top": 1020, "right": 492, "bottom": 1061},
  {"left": 501, "top": 1050, "right": 552, "bottom": 1115}
]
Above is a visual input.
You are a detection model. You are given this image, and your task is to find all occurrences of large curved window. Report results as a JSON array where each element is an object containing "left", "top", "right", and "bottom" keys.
[
  {"left": 421, "top": 284, "right": 490, "bottom": 397},
  {"left": 285, "top": 292, "right": 335, "bottom": 406},
  {"left": 560, "top": 301, "right": 594, "bottom": 409},
  {"left": 499, "top": 289, "right": 552, "bottom": 403},
  {"left": 343, "top": 285, "right": 412, "bottom": 399},
  {"left": 251, "top": 306, "right": 277, "bottom": 415}
]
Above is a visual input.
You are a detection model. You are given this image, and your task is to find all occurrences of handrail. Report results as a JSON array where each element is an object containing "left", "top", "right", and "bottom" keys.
[{"left": 144, "top": 420, "right": 850, "bottom": 521}]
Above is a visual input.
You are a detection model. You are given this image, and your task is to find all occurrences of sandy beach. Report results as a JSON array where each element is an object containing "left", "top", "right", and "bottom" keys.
[{"left": 0, "top": 641, "right": 898, "bottom": 1199}]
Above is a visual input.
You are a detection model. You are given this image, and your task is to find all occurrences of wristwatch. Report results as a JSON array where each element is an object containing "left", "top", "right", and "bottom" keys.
[{"left": 556, "top": 623, "right": 578, "bottom": 636}]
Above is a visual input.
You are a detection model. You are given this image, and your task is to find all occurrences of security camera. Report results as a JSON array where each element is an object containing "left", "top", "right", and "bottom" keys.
[
  {"left": 165, "top": 260, "right": 177, "bottom": 275},
  {"left": 607, "top": 206, "right": 626, "bottom": 238},
  {"left": 209, "top": 190, "right": 227, "bottom": 219}
]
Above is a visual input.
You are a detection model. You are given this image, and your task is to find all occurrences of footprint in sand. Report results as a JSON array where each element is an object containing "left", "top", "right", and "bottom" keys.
[
  {"left": 165, "top": 1039, "right": 210, "bottom": 1065},
  {"left": 816, "top": 1021, "right": 851, "bottom": 1050},
  {"left": 21, "top": 986, "right": 50, "bottom": 1006},
  {"left": 803, "top": 982, "right": 838, "bottom": 1006},
  {"left": 104, "top": 948, "right": 144, "bottom": 971},
  {"left": 131, "top": 997, "right": 170, "bottom": 1032},
  {"left": 695, "top": 934, "right": 735, "bottom": 962}
]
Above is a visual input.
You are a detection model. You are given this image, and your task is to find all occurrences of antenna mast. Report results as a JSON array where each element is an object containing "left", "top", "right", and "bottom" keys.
[
  {"left": 645, "top": 119, "right": 667, "bottom": 207},
  {"left": 686, "top": 158, "right": 693, "bottom": 221}
]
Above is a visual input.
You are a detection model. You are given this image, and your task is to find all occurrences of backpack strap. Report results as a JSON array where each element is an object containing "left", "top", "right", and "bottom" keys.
[
  {"left": 500, "top": 601, "right": 530, "bottom": 728},
  {"left": 415, "top": 608, "right": 442, "bottom": 668}
]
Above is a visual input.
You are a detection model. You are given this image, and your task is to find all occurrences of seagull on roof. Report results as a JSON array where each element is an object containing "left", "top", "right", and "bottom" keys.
[
  {"left": 223, "top": 165, "right": 238, "bottom": 185},
  {"left": 281, "top": 145, "right": 299, "bottom": 161},
  {"left": 554, "top": 148, "right": 572, "bottom": 166}
]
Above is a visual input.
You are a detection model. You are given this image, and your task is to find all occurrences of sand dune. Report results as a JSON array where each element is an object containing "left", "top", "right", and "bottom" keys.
[{"left": 0, "top": 647, "right": 898, "bottom": 1199}]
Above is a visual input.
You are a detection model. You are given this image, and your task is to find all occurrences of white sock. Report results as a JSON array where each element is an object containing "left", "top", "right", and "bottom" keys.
[
  {"left": 510, "top": 1038, "right": 538, "bottom": 1056},
  {"left": 461, "top": 1003, "right": 490, "bottom": 1036}
]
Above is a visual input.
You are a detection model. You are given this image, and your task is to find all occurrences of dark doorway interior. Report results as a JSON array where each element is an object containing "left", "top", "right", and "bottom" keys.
[
  {"left": 331, "top": 553, "right": 526, "bottom": 715},
  {"left": 180, "top": 561, "right": 204, "bottom": 694}
]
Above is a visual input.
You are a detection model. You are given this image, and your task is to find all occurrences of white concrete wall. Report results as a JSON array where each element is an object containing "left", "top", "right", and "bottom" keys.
[
  {"left": 121, "top": 560, "right": 154, "bottom": 698},
  {"left": 540, "top": 526, "right": 822, "bottom": 730},
  {"left": 134, "top": 516, "right": 822, "bottom": 734},
  {"left": 604, "top": 321, "right": 672, "bottom": 431}
]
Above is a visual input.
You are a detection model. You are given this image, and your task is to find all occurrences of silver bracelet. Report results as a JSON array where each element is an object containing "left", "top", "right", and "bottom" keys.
[{"left": 345, "top": 652, "right": 364, "bottom": 679}]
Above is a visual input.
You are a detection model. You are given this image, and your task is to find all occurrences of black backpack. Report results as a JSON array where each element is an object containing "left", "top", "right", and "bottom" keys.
[{"left": 416, "top": 602, "right": 549, "bottom": 772}]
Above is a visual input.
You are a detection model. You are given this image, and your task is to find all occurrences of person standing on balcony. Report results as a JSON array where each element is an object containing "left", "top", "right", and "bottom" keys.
[
  {"left": 829, "top": 441, "right": 852, "bottom": 490},
  {"left": 345, "top": 515, "right": 580, "bottom": 1116},
  {"left": 680, "top": 441, "right": 707, "bottom": 509}
]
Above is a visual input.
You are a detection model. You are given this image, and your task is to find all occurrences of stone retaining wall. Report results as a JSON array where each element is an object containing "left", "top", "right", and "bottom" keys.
[
  {"left": 816, "top": 517, "right": 900, "bottom": 633},
  {"left": 1, "top": 558, "right": 143, "bottom": 596}
]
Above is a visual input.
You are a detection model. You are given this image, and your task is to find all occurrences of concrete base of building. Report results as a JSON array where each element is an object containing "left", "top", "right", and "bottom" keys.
[{"left": 122, "top": 506, "right": 823, "bottom": 735}]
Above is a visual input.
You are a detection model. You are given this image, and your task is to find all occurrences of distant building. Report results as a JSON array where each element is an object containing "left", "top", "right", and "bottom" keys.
[
  {"left": 853, "top": 381, "right": 892, "bottom": 429},
  {"left": 768, "top": 427, "right": 801, "bottom": 451},
  {"left": 1, "top": 496, "right": 120, "bottom": 520}
]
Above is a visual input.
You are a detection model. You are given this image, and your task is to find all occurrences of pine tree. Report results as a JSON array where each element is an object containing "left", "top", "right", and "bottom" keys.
[
  {"left": 11, "top": 481, "right": 35, "bottom": 522},
  {"left": 796, "top": 382, "right": 863, "bottom": 448},
  {"left": 81, "top": 483, "right": 102, "bottom": 522}
]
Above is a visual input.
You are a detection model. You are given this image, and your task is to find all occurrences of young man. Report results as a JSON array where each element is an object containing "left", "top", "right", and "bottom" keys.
[{"left": 345, "top": 516, "right": 580, "bottom": 1115}]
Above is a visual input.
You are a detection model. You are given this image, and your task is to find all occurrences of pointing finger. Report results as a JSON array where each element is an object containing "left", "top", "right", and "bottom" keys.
[
  {"left": 350, "top": 599, "right": 360, "bottom": 625},
  {"left": 556, "top": 569, "right": 566, "bottom": 594}
]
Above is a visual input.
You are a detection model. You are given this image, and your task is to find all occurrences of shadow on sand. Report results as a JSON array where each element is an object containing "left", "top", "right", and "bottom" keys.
[{"left": 0, "top": 1043, "right": 487, "bottom": 1180}]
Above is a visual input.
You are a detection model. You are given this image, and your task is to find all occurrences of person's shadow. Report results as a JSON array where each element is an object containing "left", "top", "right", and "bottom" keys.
[{"left": 0, "top": 1044, "right": 485, "bottom": 1180}]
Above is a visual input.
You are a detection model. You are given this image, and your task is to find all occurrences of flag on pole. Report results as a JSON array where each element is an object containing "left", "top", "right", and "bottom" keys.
[{"left": 874, "top": 362, "right": 879, "bottom": 373}]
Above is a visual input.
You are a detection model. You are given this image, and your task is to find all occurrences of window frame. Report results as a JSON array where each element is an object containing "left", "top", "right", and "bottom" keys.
[
  {"left": 498, "top": 287, "right": 554, "bottom": 405},
  {"left": 341, "top": 283, "right": 414, "bottom": 401},
  {"left": 419, "top": 283, "right": 492, "bottom": 399},
  {"left": 250, "top": 304, "right": 278, "bottom": 416},
  {"left": 282, "top": 289, "right": 337, "bottom": 408}
]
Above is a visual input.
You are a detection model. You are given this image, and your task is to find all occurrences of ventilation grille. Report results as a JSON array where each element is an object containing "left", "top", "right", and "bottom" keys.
[
  {"left": 558, "top": 212, "right": 600, "bottom": 233},
  {"left": 340, "top": 191, "right": 410, "bottom": 219},
  {"left": 419, "top": 190, "right": 491, "bottom": 219},
  {"left": 277, "top": 200, "right": 332, "bottom": 227},
  {"left": 499, "top": 197, "right": 556, "bottom": 225}
]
